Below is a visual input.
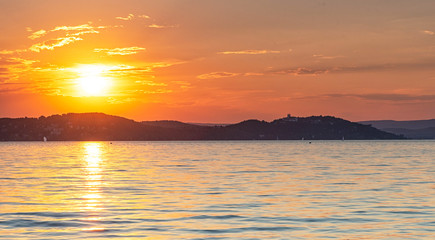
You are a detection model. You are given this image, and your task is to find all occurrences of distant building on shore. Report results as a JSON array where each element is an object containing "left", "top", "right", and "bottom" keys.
[{"left": 284, "top": 114, "right": 298, "bottom": 122}]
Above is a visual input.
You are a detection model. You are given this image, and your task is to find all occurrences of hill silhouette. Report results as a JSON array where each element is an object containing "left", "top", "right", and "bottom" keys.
[
  {"left": 0, "top": 113, "right": 404, "bottom": 141},
  {"left": 360, "top": 119, "right": 435, "bottom": 139}
]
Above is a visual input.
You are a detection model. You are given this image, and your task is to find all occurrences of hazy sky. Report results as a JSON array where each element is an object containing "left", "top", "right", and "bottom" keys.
[{"left": 1, "top": 0, "right": 435, "bottom": 122}]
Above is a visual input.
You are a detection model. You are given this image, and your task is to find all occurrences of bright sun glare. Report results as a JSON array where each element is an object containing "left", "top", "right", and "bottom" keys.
[{"left": 75, "top": 65, "right": 112, "bottom": 96}]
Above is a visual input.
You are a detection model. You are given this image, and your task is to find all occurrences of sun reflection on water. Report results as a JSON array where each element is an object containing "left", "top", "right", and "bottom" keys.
[{"left": 81, "top": 142, "right": 105, "bottom": 231}]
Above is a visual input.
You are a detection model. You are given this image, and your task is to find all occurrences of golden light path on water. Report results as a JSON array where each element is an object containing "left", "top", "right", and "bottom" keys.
[{"left": 80, "top": 143, "right": 105, "bottom": 232}]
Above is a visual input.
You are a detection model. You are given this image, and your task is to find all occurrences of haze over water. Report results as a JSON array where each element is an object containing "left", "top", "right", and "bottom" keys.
[{"left": 0, "top": 141, "right": 434, "bottom": 239}]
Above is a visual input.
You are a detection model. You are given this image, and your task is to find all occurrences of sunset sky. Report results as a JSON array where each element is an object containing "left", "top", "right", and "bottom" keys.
[{"left": 1, "top": 0, "right": 435, "bottom": 123}]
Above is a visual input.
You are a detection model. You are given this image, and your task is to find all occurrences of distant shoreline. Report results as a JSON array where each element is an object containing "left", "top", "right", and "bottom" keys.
[
  {"left": 0, "top": 113, "right": 407, "bottom": 141},
  {"left": 3, "top": 139, "right": 430, "bottom": 142}
]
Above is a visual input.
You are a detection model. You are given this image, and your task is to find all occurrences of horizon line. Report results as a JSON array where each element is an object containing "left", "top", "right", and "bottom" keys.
[{"left": 1, "top": 112, "right": 434, "bottom": 124}]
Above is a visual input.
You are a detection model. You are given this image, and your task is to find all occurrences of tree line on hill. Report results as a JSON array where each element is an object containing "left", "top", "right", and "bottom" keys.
[{"left": 0, "top": 113, "right": 404, "bottom": 141}]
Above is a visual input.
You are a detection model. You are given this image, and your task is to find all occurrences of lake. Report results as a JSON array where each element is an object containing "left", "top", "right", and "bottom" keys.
[{"left": 0, "top": 141, "right": 434, "bottom": 239}]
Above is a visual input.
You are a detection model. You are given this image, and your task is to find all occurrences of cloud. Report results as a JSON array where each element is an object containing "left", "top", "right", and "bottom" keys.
[
  {"left": 0, "top": 57, "right": 38, "bottom": 85},
  {"left": 197, "top": 72, "right": 240, "bottom": 79},
  {"left": 28, "top": 24, "right": 106, "bottom": 40},
  {"left": 272, "top": 67, "right": 329, "bottom": 76},
  {"left": 52, "top": 24, "right": 100, "bottom": 31},
  {"left": 149, "top": 62, "right": 185, "bottom": 68},
  {"left": 29, "top": 36, "right": 83, "bottom": 52},
  {"left": 0, "top": 49, "right": 26, "bottom": 55},
  {"left": 0, "top": 83, "right": 27, "bottom": 93},
  {"left": 244, "top": 72, "right": 264, "bottom": 76},
  {"left": 148, "top": 24, "right": 176, "bottom": 29},
  {"left": 28, "top": 30, "right": 47, "bottom": 40},
  {"left": 270, "top": 59, "right": 435, "bottom": 76},
  {"left": 116, "top": 14, "right": 134, "bottom": 21},
  {"left": 108, "top": 66, "right": 152, "bottom": 72},
  {"left": 422, "top": 30, "right": 434, "bottom": 35},
  {"left": 196, "top": 71, "right": 266, "bottom": 79},
  {"left": 0, "top": 67, "right": 8, "bottom": 82},
  {"left": 313, "top": 54, "right": 344, "bottom": 60},
  {"left": 24, "top": 23, "right": 109, "bottom": 52},
  {"left": 337, "top": 61, "right": 435, "bottom": 73},
  {"left": 199, "top": 59, "right": 435, "bottom": 81},
  {"left": 68, "top": 30, "right": 100, "bottom": 36},
  {"left": 134, "top": 80, "right": 167, "bottom": 86},
  {"left": 103, "top": 61, "right": 184, "bottom": 76},
  {"left": 94, "top": 47, "right": 146, "bottom": 56},
  {"left": 116, "top": 14, "right": 135, "bottom": 21},
  {"left": 138, "top": 15, "right": 151, "bottom": 19},
  {"left": 115, "top": 14, "right": 174, "bottom": 29},
  {"left": 0, "top": 57, "right": 38, "bottom": 71},
  {"left": 5, "top": 57, "right": 38, "bottom": 66},
  {"left": 218, "top": 50, "right": 281, "bottom": 55},
  {"left": 0, "top": 50, "right": 15, "bottom": 55},
  {"left": 198, "top": 67, "right": 328, "bottom": 80},
  {"left": 0, "top": 87, "right": 27, "bottom": 94},
  {"left": 324, "top": 93, "right": 435, "bottom": 102},
  {"left": 116, "top": 14, "right": 150, "bottom": 21}
]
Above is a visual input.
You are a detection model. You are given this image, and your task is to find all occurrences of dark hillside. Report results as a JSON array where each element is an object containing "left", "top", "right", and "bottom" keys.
[{"left": 0, "top": 113, "right": 404, "bottom": 141}]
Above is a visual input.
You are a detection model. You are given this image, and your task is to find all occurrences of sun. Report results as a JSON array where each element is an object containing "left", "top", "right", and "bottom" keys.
[{"left": 75, "top": 65, "right": 112, "bottom": 96}]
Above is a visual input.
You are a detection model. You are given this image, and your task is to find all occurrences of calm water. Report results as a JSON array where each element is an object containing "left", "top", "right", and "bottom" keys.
[{"left": 0, "top": 141, "right": 434, "bottom": 239}]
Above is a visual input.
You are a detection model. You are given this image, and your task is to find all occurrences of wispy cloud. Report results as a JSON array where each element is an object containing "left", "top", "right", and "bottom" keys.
[
  {"left": 0, "top": 49, "right": 27, "bottom": 55},
  {"left": 197, "top": 71, "right": 265, "bottom": 79},
  {"left": 108, "top": 66, "right": 152, "bottom": 72},
  {"left": 138, "top": 15, "right": 151, "bottom": 19},
  {"left": 313, "top": 54, "right": 344, "bottom": 60},
  {"left": 272, "top": 67, "right": 329, "bottom": 76},
  {"left": 422, "top": 30, "right": 434, "bottom": 35},
  {"left": 28, "top": 24, "right": 106, "bottom": 40},
  {"left": 149, "top": 61, "right": 185, "bottom": 68},
  {"left": 0, "top": 50, "right": 17, "bottom": 55},
  {"left": 115, "top": 14, "right": 173, "bottom": 29},
  {"left": 5, "top": 57, "right": 39, "bottom": 66},
  {"left": 0, "top": 67, "right": 8, "bottom": 83},
  {"left": 244, "top": 72, "right": 264, "bottom": 76},
  {"left": 148, "top": 24, "right": 176, "bottom": 29},
  {"left": 133, "top": 80, "right": 167, "bottom": 87},
  {"left": 0, "top": 57, "right": 39, "bottom": 85},
  {"left": 68, "top": 30, "right": 100, "bottom": 36},
  {"left": 199, "top": 59, "right": 435, "bottom": 81},
  {"left": 0, "top": 84, "right": 27, "bottom": 94},
  {"left": 28, "top": 30, "right": 47, "bottom": 40},
  {"left": 94, "top": 47, "right": 146, "bottom": 56},
  {"left": 52, "top": 24, "right": 105, "bottom": 32},
  {"left": 116, "top": 14, "right": 150, "bottom": 21},
  {"left": 23, "top": 23, "right": 109, "bottom": 52},
  {"left": 29, "top": 36, "right": 83, "bottom": 52},
  {"left": 269, "top": 59, "right": 435, "bottom": 76},
  {"left": 218, "top": 49, "right": 281, "bottom": 55},
  {"left": 106, "top": 61, "right": 184, "bottom": 74},
  {"left": 116, "top": 14, "right": 135, "bottom": 21},
  {"left": 197, "top": 72, "right": 240, "bottom": 79},
  {"left": 323, "top": 93, "right": 435, "bottom": 102}
]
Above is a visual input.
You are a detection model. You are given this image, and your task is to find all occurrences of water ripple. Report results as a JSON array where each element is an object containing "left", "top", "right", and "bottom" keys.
[{"left": 0, "top": 141, "right": 434, "bottom": 239}]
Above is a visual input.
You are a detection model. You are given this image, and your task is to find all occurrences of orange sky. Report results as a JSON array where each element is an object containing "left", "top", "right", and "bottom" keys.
[{"left": 1, "top": 0, "right": 435, "bottom": 123}]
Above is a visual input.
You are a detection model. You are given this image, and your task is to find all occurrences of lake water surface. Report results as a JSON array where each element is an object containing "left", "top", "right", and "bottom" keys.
[{"left": 0, "top": 141, "right": 434, "bottom": 239}]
